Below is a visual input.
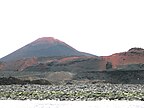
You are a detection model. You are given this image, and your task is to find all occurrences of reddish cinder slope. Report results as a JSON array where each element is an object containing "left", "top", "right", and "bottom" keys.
[
  {"left": 3, "top": 57, "right": 38, "bottom": 71},
  {"left": 33, "top": 37, "right": 63, "bottom": 45},
  {"left": 23, "top": 56, "right": 107, "bottom": 72},
  {"left": 102, "top": 48, "right": 144, "bottom": 69},
  {"left": 0, "top": 62, "right": 5, "bottom": 70}
]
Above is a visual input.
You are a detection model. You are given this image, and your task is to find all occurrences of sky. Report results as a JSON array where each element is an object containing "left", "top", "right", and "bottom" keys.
[{"left": 0, "top": 0, "right": 144, "bottom": 58}]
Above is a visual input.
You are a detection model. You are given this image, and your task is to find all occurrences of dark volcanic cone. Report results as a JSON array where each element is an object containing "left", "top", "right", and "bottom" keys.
[{"left": 1, "top": 37, "right": 93, "bottom": 62}]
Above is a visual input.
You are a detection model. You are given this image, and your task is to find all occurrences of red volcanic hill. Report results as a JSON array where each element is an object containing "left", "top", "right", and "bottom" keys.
[
  {"left": 102, "top": 47, "right": 144, "bottom": 70},
  {"left": 0, "top": 37, "right": 93, "bottom": 62}
]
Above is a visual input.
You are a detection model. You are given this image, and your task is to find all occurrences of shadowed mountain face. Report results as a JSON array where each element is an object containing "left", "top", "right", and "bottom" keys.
[{"left": 1, "top": 37, "right": 93, "bottom": 62}]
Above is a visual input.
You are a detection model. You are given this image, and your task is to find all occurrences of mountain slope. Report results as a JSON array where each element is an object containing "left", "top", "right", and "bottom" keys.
[
  {"left": 1, "top": 37, "right": 93, "bottom": 62},
  {"left": 102, "top": 48, "right": 144, "bottom": 70},
  {"left": 23, "top": 56, "right": 106, "bottom": 72},
  {"left": 25, "top": 47, "right": 144, "bottom": 72},
  {"left": 1, "top": 47, "right": 144, "bottom": 84}
]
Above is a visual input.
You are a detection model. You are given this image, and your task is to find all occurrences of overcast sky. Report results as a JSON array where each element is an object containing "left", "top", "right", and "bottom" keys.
[{"left": 0, "top": 0, "right": 144, "bottom": 58}]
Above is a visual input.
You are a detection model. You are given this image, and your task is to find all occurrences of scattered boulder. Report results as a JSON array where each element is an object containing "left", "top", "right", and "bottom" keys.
[
  {"left": 106, "top": 62, "right": 112, "bottom": 69},
  {"left": 30, "top": 79, "right": 51, "bottom": 85}
]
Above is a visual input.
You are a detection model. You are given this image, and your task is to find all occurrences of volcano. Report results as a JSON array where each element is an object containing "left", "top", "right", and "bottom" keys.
[{"left": 1, "top": 37, "right": 93, "bottom": 62}]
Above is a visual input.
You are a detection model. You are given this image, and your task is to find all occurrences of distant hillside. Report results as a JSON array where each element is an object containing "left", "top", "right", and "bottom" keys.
[
  {"left": 1, "top": 47, "right": 144, "bottom": 84},
  {"left": 23, "top": 48, "right": 144, "bottom": 72},
  {"left": 0, "top": 37, "right": 94, "bottom": 62},
  {"left": 102, "top": 47, "right": 144, "bottom": 70},
  {"left": 1, "top": 47, "right": 144, "bottom": 72},
  {"left": 23, "top": 56, "right": 106, "bottom": 72}
]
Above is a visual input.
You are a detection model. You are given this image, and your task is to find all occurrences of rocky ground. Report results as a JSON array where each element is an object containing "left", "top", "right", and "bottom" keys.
[{"left": 0, "top": 83, "right": 144, "bottom": 100}]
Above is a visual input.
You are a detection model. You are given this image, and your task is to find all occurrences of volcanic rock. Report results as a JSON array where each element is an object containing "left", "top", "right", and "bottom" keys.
[{"left": 1, "top": 37, "right": 93, "bottom": 62}]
